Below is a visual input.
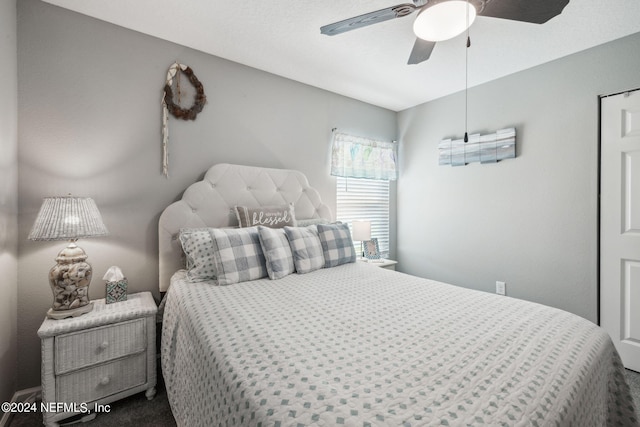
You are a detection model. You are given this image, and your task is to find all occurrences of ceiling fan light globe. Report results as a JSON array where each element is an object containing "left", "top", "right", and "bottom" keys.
[{"left": 413, "top": 1, "right": 477, "bottom": 42}]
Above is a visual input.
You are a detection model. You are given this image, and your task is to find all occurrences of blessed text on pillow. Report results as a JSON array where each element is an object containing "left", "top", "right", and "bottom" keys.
[{"left": 235, "top": 205, "right": 296, "bottom": 228}]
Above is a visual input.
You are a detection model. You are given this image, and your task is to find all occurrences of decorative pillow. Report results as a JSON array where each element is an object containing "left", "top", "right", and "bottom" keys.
[
  {"left": 257, "top": 226, "right": 295, "bottom": 280},
  {"left": 284, "top": 226, "right": 325, "bottom": 274},
  {"left": 179, "top": 227, "right": 267, "bottom": 285},
  {"left": 208, "top": 227, "right": 268, "bottom": 285},
  {"left": 317, "top": 223, "right": 356, "bottom": 267},
  {"left": 235, "top": 205, "right": 296, "bottom": 228},
  {"left": 179, "top": 228, "right": 219, "bottom": 282}
]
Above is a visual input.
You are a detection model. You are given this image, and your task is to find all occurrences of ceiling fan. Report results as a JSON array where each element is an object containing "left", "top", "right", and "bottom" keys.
[{"left": 320, "top": 0, "right": 570, "bottom": 64}]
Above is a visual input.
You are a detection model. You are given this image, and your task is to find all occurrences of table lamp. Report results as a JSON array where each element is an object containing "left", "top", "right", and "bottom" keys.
[
  {"left": 352, "top": 220, "right": 371, "bottom": 259},
  {"left": 28, "top": 196, "right": 108, "bottom": 319}
]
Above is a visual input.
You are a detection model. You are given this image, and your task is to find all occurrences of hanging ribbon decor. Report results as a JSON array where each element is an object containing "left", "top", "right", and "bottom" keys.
[{"left": 161, "top": 62, "right": 207, "bottom": 177}]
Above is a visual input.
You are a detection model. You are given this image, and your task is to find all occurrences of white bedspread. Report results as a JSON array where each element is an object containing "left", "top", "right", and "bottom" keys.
[{"left": 161, "top": 262, "right": 638, "bottom": 426}]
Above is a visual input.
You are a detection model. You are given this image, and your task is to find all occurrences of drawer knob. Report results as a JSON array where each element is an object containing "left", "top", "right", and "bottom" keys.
[
  {"left": 99, "top": 376, "right": 110, "bottom": 386},
  {"left": 99, "top": 341, "right": 109, "bottom": 350}
]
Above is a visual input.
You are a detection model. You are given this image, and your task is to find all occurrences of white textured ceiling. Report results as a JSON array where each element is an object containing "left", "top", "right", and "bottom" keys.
[{"left": 42, "top": 0, "right": 640, "bottom": 111}]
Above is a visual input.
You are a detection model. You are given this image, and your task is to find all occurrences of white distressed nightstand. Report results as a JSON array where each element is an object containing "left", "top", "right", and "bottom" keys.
[
  {"left": 37, "top": 292, "right": 157, "bottom": 426},
  {"left": 360, "top": 259, "right": 398, "bottom": 270}
]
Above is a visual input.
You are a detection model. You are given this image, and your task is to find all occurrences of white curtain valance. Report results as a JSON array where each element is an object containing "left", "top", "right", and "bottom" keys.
[{"left": 330, "top": 132, "right": 397, "bottom": 181}]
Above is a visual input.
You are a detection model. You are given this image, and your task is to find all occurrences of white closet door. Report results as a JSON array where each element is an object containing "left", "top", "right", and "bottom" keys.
[{"left": 600, "top": 89, "right": 640, "bottom": 371}]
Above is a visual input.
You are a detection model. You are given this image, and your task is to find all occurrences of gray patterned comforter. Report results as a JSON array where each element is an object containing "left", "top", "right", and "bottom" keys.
[{"left": 161, "top": 262, "right": 638, "bottom": 426}]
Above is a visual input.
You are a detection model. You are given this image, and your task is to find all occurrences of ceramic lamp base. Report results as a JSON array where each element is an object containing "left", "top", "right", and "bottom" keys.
[
  {"left": 48, "top": 241, "right": 94, "bottom": 320},
  {"left": 47, "top": 302, "right": 94, "bottom": 319}
]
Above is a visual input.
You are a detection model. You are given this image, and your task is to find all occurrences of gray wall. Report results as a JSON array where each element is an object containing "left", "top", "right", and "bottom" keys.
[
  {"left": 0, "top": 0, "right": 19, "bottom": 405},
  {"left": 15, "top": 0, "right": 639, "bottom": 394},
  {"left": 16, "top": 0, "right": 397, "bottom": 389},
  {"left": 397, "top": 32, "right": 640, "bottom": 323}
]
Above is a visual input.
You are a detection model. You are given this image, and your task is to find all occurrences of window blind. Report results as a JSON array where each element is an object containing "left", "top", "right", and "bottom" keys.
[{"left": 336, "top": 177, "right": 390, "bottom": 257}]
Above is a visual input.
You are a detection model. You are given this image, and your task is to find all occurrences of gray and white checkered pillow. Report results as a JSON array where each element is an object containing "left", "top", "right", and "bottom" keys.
[
  {"left": 284, "top": 226, "right": 325, "bottom": 274},
  {"left": 209, "top": 227, "right": 268, "bottom": 285},
  {"left": 257, "top": 226, "right": 295, "bottom": 279},
  {"left": 317, "top": 223, "right": 356, "bottom": 267}
]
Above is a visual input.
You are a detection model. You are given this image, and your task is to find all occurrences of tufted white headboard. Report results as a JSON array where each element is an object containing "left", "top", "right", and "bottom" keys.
[{"left": 158, "top": 163, "right": 332, "bottom": 292}]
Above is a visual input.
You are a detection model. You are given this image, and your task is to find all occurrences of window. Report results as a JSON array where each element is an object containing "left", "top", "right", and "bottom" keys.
[
  {"left": 336, "top": 177, "right": 390, "bottom": 257},
  {"left": 330, "top": 131, "right": 396, "bottom": 258}
]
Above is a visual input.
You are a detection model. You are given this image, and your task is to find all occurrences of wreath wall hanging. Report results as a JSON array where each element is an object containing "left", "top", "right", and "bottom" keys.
[{"left": 161, "top": 61, "right": 207, "bottom": 177}]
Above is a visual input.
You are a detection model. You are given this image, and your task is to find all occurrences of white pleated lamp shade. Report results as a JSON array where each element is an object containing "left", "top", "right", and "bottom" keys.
[{"left": 28, "top": 196, "right": 109, "bottom": 241}]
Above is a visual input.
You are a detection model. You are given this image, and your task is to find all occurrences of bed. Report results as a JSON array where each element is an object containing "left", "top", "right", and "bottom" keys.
[{"left": 159, "top": 163, "right": 638, "bottom": 427}]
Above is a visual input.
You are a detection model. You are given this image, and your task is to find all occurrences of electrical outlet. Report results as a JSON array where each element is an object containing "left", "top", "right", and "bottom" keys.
[{"left": 496, "top": 281, "right": 506, "bottom": 295}]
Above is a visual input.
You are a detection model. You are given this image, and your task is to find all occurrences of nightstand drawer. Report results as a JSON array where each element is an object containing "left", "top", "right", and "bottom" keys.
[
  {"left": 55, "top": 319, "right": 146, "bottom": 374},
  {"left": 56, "top": 352, "right": 146, "bottom": 403}
]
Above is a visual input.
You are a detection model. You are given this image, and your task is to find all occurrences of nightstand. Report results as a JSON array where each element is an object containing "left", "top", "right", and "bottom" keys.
[
  {"left": 360, "top": 259, "right": 398, "bottom": 270},
  {"left": 37, "top": 292, "right": 157, "bottom": 426}
]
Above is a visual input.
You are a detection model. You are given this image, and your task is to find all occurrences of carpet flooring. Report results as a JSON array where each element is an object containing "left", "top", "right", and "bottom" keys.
[
  {"left": 8, "top": 370, "right": 640, "bottom": 426},
  {"left": 8, "top": 374, "right": 175, "bottom": 427}
]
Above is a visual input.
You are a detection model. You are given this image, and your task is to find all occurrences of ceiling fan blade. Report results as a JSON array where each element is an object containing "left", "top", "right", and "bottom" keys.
[
  {"left": 479, "top": 0, "right": 570, "bottom": 24},
  {"left": 321, "top": 4, "right": 418, "bottom": 36},
  {"left": 407, "top": 38, "right": 436, "bottom": 64}
]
